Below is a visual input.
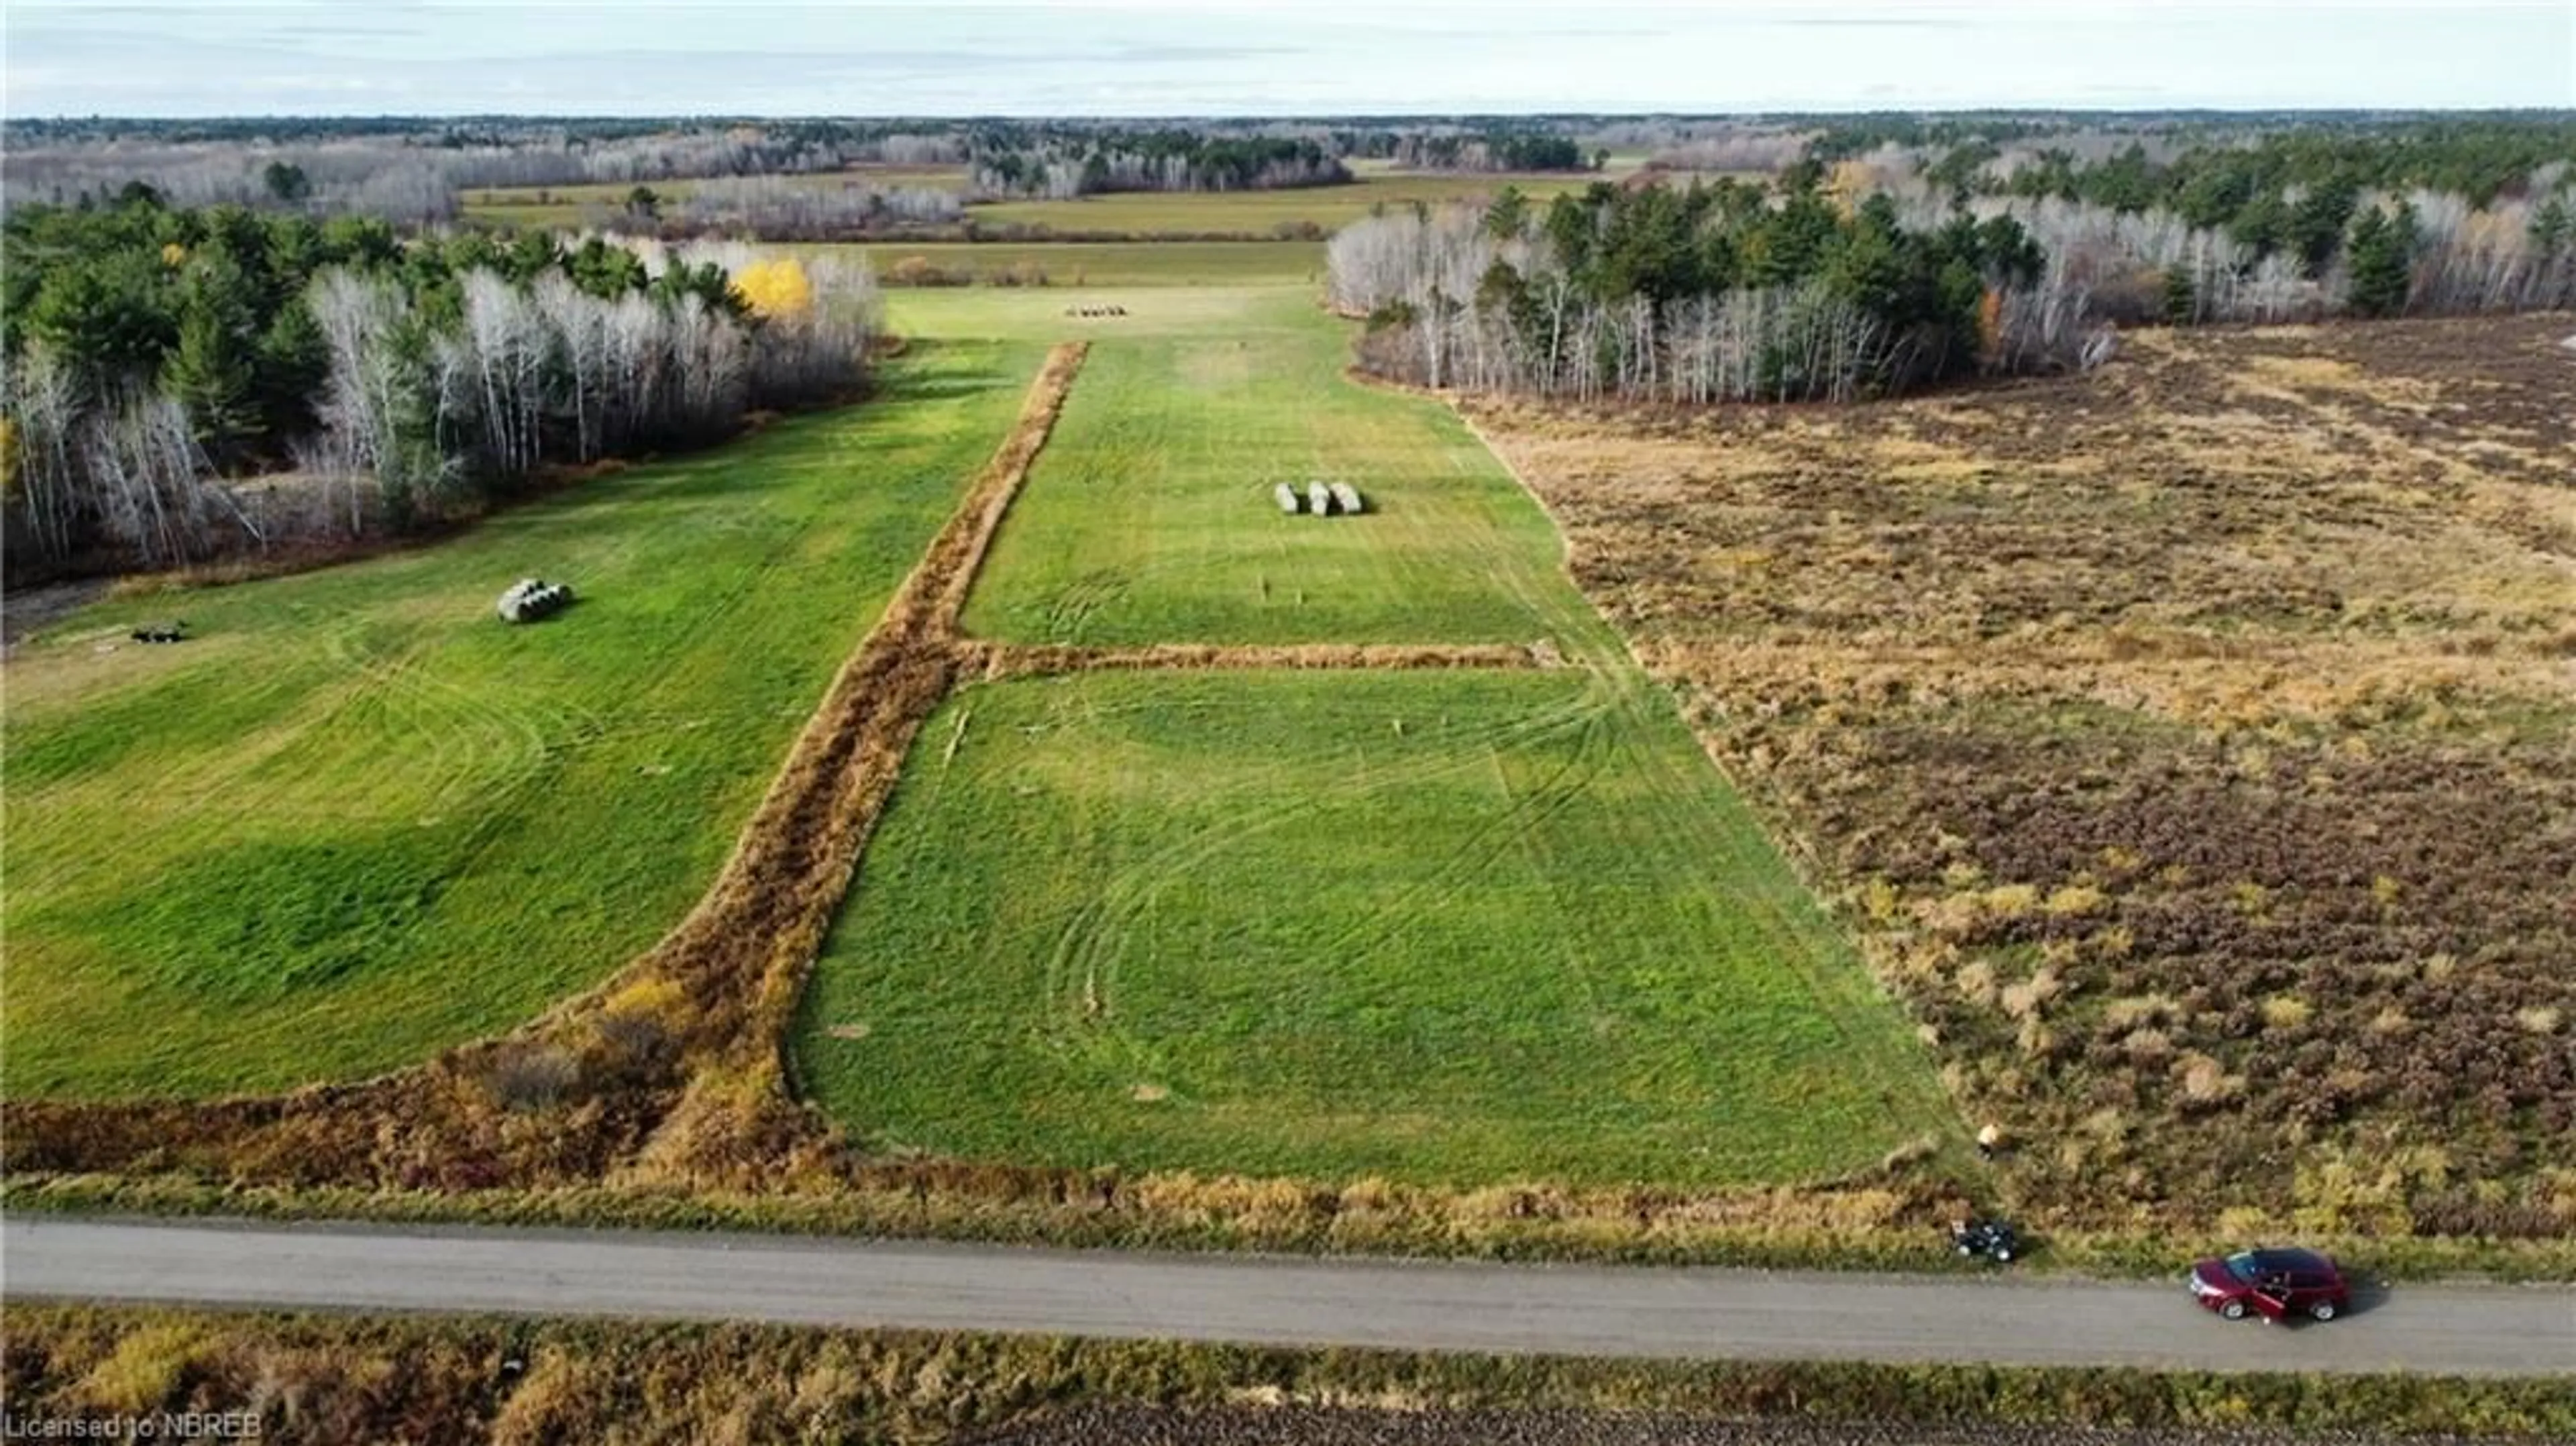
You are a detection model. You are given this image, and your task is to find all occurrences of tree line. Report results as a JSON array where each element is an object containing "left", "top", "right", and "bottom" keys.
[
  {"left": 969, "top": 132, "right": 1350, "bottom": 199},
  {"left": 1822, "top": 117, "right": 2576, "bottom": 319},
  {"left": 1, "top": 195, "right": 878, "bottom": 575},
  {"left": 607, "top": 176, "right": 964, "bottom": 243},
  {"left": 1329, "top": 174, "right": 2065, "bottom": 404},
  {"left": 1334, "top": 129, "right": 1601, "bottom": 172},
  {"left": 0, "top": 123, "right": 969, "bottom": 227},
  {"left": 1976, "top": 117, "right": 2576, "bottom": 217}
]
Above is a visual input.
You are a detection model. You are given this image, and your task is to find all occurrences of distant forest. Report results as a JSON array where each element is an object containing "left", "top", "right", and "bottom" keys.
[
  {"left": 1326, "top": 113, "right": 2573, "bottom": 402},
  {"left": 4, "top": 111, "right": 2570, "bottom": 573}
]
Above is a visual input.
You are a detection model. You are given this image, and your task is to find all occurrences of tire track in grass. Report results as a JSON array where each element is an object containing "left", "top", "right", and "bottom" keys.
[
  {"left": 3, "top": 343, "right": 1093, "bottom": 1190},
  {"left": 1597, "top": 662, "right": 1960, "bottom": 1170},
  {"left": 1030, "top": 680, "right": 1553, "bottom": 1056},
  {"left": 1023, "top": 671, "right": 1617, "bottom": 1116},
  {"left": 14, "top": 325, "right": 1955, "bottom": 1258}
]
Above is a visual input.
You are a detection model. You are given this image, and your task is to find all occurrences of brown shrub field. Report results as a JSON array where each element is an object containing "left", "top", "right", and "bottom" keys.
[
  {"left": 1464, "top": 313, "right": 2576, "bottom": 1240},
  {"left": 9, "top": 1306, "right": 2566, "bottom": 1445}
]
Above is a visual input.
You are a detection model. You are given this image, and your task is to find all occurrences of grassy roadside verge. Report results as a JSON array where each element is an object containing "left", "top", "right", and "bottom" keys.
[
  {"left": 7, "top": 1304, "right": 2571, "bottom": 1443},
  {"left": 14, "top": 1173, "right": 2576, "bottom": 1285}
]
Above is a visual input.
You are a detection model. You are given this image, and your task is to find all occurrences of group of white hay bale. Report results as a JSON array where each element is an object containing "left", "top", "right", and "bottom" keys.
[
  {"left": 497, "top": 577, "right": 574, "bottom": 623},
  {"left": 1275, "top": 480, "right": 1365, "bottom": 516}
]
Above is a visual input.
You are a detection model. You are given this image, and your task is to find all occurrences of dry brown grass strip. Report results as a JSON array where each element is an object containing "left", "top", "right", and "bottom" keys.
[{"left": 966, "top": 641, "right": 1550, "bottom": 679}]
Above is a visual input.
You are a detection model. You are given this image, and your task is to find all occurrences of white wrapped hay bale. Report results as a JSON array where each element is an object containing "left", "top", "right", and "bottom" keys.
[
  {"left": 1307, "top": 480, "right": 1333, "bottom": 516},
  {"left": 498, "top": 577, "right": 574, "bottom": 623},
  {"left": 1274, "top": 482, "right": 1303, "bottom": 514},
  {"left": 1330, "top": 482, "right": 1364, "bottom": 516}
]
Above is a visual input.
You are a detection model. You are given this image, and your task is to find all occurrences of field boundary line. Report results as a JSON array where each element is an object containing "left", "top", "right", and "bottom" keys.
[{"left": 962, "top": 641, "right": 1552, "bottom": 678}]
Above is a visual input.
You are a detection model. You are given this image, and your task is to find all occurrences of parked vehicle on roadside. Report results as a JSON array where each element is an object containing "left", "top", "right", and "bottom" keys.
[
  {"left": 1949, "top": 1217, "right": 2020, "bottom": 1263},
  {"left": 2188, "top": 1247, "right": 2352, "bottom": 1322}
]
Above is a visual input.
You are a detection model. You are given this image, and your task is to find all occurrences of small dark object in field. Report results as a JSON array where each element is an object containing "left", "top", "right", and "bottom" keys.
[{"left": 131, "top": 620, "right": 186, "bottom": 643}]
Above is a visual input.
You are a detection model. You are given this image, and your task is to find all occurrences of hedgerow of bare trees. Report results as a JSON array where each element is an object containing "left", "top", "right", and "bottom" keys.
[{"left": 626, "top": 176, "right": 963, "bottom": 241}]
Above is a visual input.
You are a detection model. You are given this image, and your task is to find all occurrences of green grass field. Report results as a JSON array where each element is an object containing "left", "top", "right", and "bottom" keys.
[
  {"left": 965, "top": 168, "right": 1604, "bottom": 235},
  {"left": 461, "top": 164, "right": 971, "bottom": 228},
  {"left": 790, "top": 279, "right": 1953, "bottom": 1188},
  {"left": 959, "top": 291, "right": 1617, "bottom": 650},
  {"left": 792, "top": 669, "right": 1943, "bottom": 1187},
  {"left": 463, "top": 166, "right": 1595, "bottom": 239},
  {"left": 833, "top": 239, "right": 1323, "bottom": 287},
  {"left": 1, "top": 340, "right": 1043, "bottom": 1098}
]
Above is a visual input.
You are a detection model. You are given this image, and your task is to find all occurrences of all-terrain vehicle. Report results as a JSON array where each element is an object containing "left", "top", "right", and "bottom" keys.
[{"left": 1950, "top": 1217, "right": 2021, "bottom": 1263}]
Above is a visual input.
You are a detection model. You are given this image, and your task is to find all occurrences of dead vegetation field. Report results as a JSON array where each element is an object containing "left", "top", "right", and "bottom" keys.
[
  {"left": 12, "top": 1306, "right": 2563, "bottom": 1446},
  {"left": 1464, "top": 313, "right": 2576, "bottom": 1240},
  {"left": 973, "top": 1409, "right": 2501, "bottom": 1446}
]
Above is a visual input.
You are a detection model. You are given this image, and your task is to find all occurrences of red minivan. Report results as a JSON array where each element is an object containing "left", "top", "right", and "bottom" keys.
[{"left": 2188, "top": 1247, "right": 2352, "bottom": 1322}]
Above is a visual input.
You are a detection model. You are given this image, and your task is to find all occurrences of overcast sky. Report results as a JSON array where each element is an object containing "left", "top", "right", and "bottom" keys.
[{"left": 5, "top": 1, "right": 2571, "bottom": 117}]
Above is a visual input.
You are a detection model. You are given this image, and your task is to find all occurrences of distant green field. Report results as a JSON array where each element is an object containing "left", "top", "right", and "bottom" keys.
[
  {"left": 460, "top": 164, "right": 971, "bottom": 228},
  {"left": 463, "top": 166, "right": 1591, "bottom": 239},
  {"left": 1, "top": 340, "right": 1043, "bottom": 1098},
  {"left": 882, "top": 284, "right": 1310, "bottom": 341},
  {"left": 792, "top": 669, "right": 1943, "bottom": 1188},
  {"left": 961, "top": 292, "right": 1617, "bottom": 649},
  {"left": 828, "top": 239, "right": 1323, "bottom": 287},
  {"left": 966, "top": 168, "right": 1603, "bottom": 235}
]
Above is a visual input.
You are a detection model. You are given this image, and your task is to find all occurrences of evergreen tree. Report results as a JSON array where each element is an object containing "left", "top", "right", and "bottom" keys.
[
  {"left": 2163, "top": 266, "right": 2199, "bottom": 325},
  {"left": 2530, "top": 195, "right": 2572, "bottom": 256},
  {"left": 163, "top": 288, "right": 259, "bottom": 469},
  {"left": 2290, "top": 175, "right": 2361, "bottom": 278},
  {"left": 2345, "top": 206, "right": 2412, "bottom": 318},
  {"left": 262, "top": 161, "right": 311, "bottom": 205},
  {"left": 255, "top": 297, "right": 329, "bottom": 441}
]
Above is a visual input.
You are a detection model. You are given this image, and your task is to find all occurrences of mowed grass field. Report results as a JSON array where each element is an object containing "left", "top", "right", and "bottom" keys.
[
  {"left": 833, "top": 239, "right": 1324, "bottom": 287},
  {"left": 462, "top": 165, "right": 1602, "bottom": 237},
  {"left": 1, "top": 339, "right": 1044, "bottom": 1098},
  {"left": 957, "top": 289, "right": 1619, "bottom": 650},
  {"left": 460, "top": 164, "right": 971, "bottom": 229},
  {"left": 965, "top": 168, "right": 1605, "bottom": 234},
  {"left": 793, "top": 669, "right": 1943, "bottom": 1186},
  {"left": 792, "top": 277, "right": 1951, "bottom": 1188}
]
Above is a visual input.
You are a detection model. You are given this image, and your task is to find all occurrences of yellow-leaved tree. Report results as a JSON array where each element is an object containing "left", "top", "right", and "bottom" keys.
[
  {"left": 1827, "top": 160, "right": 1876, "bottom": 221},
  {"left": 731, "top": 257, "right": 814, "bottom": 320}
]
